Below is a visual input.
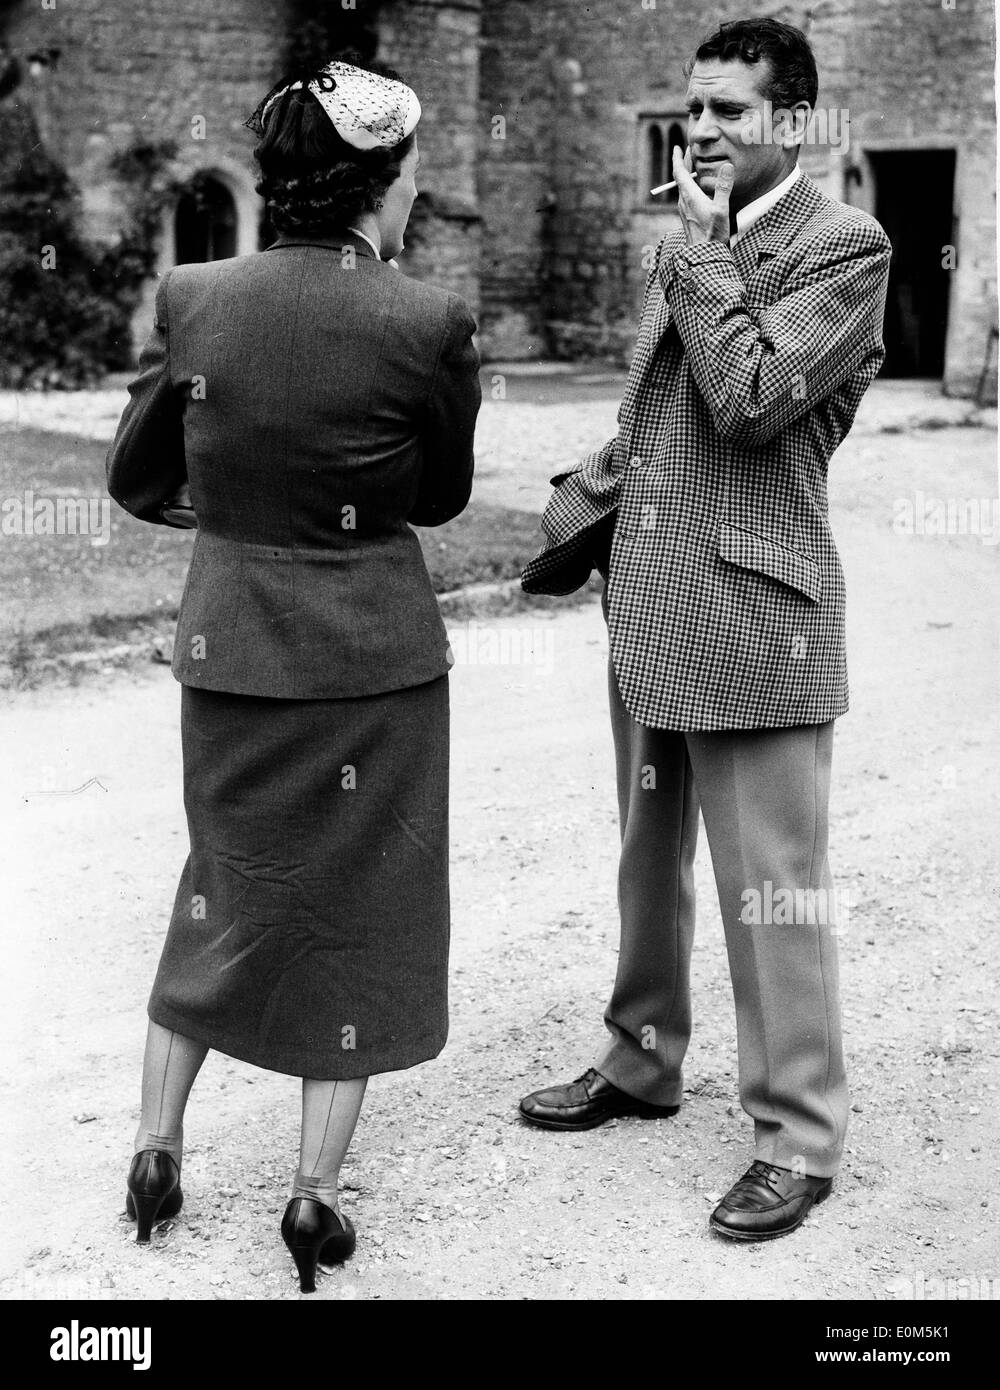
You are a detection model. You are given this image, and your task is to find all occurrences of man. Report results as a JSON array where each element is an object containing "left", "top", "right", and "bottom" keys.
[{"left": 519, "top": 17, "right": 891, "bottom": 1241}]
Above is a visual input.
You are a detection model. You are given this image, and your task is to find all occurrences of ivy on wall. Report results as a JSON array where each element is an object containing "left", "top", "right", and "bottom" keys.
[
  {"left": 284, "top": 0, "right": 380, "bottom": 72},
  {"left": 101, "top": 139, "right": 182, "bottom": 305},
  {"left": 0, "top": 0, "right": 386, "bottom": 386},
  {"left": 0, "top": 92, "right": 179, "bottom": 388},
  {"left": 0, "top": 0, "right": 183, "bottom": 387},
  {"left": 0, "top": 100, "right": 125, "bottom": 388}
]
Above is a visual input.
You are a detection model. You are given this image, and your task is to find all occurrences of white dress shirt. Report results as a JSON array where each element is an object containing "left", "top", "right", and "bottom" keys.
[
  {"left": 346, "top": 225, "right": 382, "bottom": 260},
  {"left": 729, "top": 164, "right": 801, "bottom": 248}
]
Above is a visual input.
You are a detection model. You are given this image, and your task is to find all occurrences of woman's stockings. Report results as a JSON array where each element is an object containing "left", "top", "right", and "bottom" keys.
[
  {"left": 133, "top": 1021, "right": 209, "bottom": 1171},
  {"left": 293, "top": 1076, "right": 368, "bottom": 1214}
]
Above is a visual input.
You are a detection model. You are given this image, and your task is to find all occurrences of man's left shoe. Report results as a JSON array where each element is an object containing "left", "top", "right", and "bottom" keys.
[{"left": 709, "top": 1160, "right": 833, "bottom": 1241}]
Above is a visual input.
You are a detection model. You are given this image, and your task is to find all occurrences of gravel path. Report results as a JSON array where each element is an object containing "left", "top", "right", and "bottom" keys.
[{"left": 1, "top": 386, "right": 997, "bottom": 1301}]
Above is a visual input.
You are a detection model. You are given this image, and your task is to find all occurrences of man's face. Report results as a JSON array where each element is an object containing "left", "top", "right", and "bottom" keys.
[{"left": 684, "top": 58, "right": 800, "bottom": 211}]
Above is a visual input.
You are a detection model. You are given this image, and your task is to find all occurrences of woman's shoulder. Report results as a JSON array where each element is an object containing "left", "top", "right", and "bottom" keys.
[
  {"left": 162, "top": 253, "right": 260, "bottom": 298},
  {"left": 391, "top": 267, "right": 461, "bottom": 310},
  {"left": 391, "top": 272, "right": 475, "bottom": 336}
]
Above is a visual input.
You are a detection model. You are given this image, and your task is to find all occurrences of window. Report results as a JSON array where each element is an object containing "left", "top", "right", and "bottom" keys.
[
  {"left": 174, "top": 174, "right": 238, "bottom": 264},
  {"left": 646, "top": 123, "right": 664, "bottom": 194},
  {"left": 639, "top": 116, "right": 686, "bottom": 206}
]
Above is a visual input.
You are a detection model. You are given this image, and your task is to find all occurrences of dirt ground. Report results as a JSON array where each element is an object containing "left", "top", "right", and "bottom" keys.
[{"left": 1, "top": 384, "right": 997, "bottom": 1301}]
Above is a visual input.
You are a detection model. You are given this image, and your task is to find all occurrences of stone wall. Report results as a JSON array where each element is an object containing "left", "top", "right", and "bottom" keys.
[
  {"left": 3, "top": 0, "right": 287, "bottom": 348},
  {"left": 1, "top": 0, "right": 483, "bottom": 346},
  {"left": 808, "top": 0, "right": 996, "bottom": 398},
  {"left": 378, "top": 0, "right": 483, "bottom": 313},
  {"left": 5, "top": 0, "right": 286, "bottom": 234},
  {"left": 479, "top": 0, "right": 751, "bottom": 362}
]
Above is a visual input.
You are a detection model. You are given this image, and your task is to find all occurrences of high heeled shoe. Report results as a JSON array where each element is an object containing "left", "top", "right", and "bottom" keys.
[
  {"left": 125, "top": 1150, "right": 183, "bottom": 1242},
  {"left": 280, "top": 1196, "right": 356, "bottom": 1293}
]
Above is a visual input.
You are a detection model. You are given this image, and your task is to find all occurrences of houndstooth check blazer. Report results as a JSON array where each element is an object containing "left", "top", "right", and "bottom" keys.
[{"left": 521, "top": 173, "right": 891, "bottom": 731}]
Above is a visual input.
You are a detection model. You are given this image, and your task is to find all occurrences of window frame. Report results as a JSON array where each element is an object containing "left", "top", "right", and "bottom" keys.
[{"left": 638, "top": 113, "right": 687, "bottom": 208}]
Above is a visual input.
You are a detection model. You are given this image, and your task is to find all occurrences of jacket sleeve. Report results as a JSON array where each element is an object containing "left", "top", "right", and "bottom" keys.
[
  {"left": 408, "top": 293, "right": 481, "bottom": 527},
  {"left": 663, "top": 216, "right": 891, "bottom": 446},
  {"left": 106, "top": 270, "right": 189, "bottom": 525}
]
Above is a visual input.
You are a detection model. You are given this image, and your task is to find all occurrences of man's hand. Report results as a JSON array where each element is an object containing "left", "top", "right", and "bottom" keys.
[
  {"left": 160, "top": 480, "right": 197, "bottom": 529},
  {"left": 672, "top": 145, "right": 734, "bottom": 245}
]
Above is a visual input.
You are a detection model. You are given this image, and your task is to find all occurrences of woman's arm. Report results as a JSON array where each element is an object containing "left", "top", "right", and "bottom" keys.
[
  {"left": 408, "top": 294, "right": 481, "bottom": 527},
  {"left": 106, "top": 271, "right": 190, "bottom": 526}
]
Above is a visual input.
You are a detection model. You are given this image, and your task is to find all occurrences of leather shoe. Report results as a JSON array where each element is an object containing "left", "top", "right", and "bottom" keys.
[
  {"left": 125, "top": 1150, "right": 183, "bottom": 1243},
  {"left": 709, "top": 1160, "right": 833, "bottom": 1241},
  {"left": 519, "top": 1068, "right": 679, "bottom": 1131}
]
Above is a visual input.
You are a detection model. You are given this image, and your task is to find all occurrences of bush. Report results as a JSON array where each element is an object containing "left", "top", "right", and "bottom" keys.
[
  {"left": 0, "top": 100, "right": 131, "bottom": 387},
  {"left": 0, "top": 93, "right": 183, "bottom": 389}
]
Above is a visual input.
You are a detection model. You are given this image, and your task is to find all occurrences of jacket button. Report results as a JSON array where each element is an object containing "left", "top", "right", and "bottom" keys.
[{"left": 629, "top": 454, "right": 644, "bottom": 469}]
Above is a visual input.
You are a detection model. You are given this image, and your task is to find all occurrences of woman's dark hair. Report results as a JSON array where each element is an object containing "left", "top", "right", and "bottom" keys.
[
  {"left": 685, "top": 17, "right": 819, "bottom": 111},
  {"left": 246, "top": 56, "right": 416, "bottom": 236}
]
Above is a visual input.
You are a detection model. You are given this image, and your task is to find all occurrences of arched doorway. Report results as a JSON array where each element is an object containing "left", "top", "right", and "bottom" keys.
[{"left": 174, "top": 174, "right": 238, "bottom": 263}]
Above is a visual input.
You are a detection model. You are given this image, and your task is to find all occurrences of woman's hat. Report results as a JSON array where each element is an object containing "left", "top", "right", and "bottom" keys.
[{"left": 262, "top": 60, "right": 420, "bottom": 150}]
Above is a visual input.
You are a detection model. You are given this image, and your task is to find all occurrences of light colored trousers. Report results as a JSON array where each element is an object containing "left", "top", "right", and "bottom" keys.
[{"left": 596, "top": 653, "right": 849, "bottom": 1178}]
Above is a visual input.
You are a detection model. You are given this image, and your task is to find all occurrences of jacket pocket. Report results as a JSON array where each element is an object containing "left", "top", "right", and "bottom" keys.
[{"left": 717, "top": 521, "right": 821, "bottom": 603}]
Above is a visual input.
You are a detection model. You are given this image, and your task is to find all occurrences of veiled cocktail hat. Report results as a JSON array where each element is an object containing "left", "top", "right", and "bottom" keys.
[{"left": 259, "top": 60, "right": 420, "bottom": 151}]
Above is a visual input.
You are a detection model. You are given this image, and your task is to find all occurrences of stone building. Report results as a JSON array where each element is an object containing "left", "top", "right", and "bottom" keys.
[{"left": 1, "top": 0, "right": 994, "bottom": 396}]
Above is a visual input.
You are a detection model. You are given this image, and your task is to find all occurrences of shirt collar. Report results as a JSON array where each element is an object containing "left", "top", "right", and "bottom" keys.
[
  {"left": 266, "top": 229, "right": 379, "bottom": 259},
  {"left": 730, "top": 165, "right": 802, "bottom": 247},
  {"left": 346, "top": 226, "right": 382, "bottom": 261}
]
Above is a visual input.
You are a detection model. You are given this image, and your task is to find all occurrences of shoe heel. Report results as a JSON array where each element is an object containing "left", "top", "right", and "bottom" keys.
[
  {"left": 287, "top": 1244, "right": 319, "bottom": 1294},
  {"left": 126, "top": 1150, "right": 181, "bottom": 1242},
  {"left": 131, "top": 1190, "right": 166, "bottom": 1243},
  {"left": 281, "top": 1196, "right": 350, "bottom": 1293}
]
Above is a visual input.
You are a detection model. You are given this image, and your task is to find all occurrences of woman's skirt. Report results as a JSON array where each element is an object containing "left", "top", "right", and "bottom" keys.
[{"left": 147, "top": 676, "right": 450, "bottom": 1079}]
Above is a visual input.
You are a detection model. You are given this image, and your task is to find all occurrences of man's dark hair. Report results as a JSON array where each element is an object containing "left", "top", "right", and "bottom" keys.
[
  {"left": 246, "top": 53, "right": 415, "bottom": 236},
  {"left": 685, "top": 17, "right": 819, "bottom": 110}
]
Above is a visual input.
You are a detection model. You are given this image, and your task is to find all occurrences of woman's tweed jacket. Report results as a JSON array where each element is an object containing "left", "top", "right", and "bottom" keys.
[{"left": 107, "top": 230, "right": 481, "bottom": 700}]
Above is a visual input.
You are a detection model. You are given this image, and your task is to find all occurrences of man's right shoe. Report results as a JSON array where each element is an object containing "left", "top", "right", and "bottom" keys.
[{"left": 518, "top": 1068, "right": 679, "bottom": 1131}]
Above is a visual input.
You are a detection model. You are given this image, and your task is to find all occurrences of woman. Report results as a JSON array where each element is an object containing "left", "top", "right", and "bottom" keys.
[{"left": 106, "top": 57, "right": 481, "bottom": 1293}]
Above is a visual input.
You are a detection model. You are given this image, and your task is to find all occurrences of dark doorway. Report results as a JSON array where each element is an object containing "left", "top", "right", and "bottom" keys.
[
  {"left": 871, "top": 150, "right": 955, "bottom": 377},
  {"left": 174, "top": 175, "right": 238, "bottom": 264}
]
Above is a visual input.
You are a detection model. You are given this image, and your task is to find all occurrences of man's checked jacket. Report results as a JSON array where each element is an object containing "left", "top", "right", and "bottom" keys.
[{"left": 521, "top": 173, "right": 892, "bottom": 731}]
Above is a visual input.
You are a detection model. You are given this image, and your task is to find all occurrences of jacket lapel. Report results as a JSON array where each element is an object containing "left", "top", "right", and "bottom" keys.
[{"left": 730, "top": 172, "right": 825, "bottom": 278}]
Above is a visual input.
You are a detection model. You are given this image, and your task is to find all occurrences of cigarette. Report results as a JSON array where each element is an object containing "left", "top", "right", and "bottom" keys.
[{"left": 650, "top": 173, "right": 699, "bottom": 195}]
